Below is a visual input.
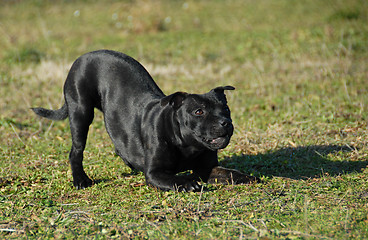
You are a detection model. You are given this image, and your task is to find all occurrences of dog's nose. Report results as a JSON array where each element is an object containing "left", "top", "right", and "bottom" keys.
[{"left": 220, "top": 119, "right": 232, "bottom": 128}]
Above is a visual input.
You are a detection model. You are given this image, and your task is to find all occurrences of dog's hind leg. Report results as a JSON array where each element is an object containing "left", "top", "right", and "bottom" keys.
[{"left": 67, "top": 105, "right": 94, "bottom": 189}]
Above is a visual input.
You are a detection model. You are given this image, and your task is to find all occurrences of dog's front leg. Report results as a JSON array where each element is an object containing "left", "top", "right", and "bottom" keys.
[{"left": 145, "top": 170, "right": 201, "bottom": 192}]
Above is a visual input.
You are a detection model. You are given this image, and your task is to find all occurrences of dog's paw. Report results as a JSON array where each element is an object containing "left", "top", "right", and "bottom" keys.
[
  {"left": 73, "top": 176, "right": 93, "bottom": 190},
  {"left": 176, "top": 181, "right": 202, "bottom": 192}
]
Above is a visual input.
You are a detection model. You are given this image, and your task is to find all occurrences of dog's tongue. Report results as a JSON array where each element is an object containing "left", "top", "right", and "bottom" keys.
[{"left": 211, "top": 137, "right": 222, "bottom": 144}]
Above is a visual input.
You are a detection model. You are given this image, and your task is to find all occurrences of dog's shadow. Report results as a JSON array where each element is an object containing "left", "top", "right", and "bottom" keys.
[
  {"left": 220, "top": 145, "right": 367, "bottom": 179},
  {"left": 93, "top": 145, "right": 366, "bottom": 187}
]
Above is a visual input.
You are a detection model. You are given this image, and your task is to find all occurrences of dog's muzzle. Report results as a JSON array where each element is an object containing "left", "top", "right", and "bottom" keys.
[{"left": 202, "top": 119, "right": 233, "bottom": 150}]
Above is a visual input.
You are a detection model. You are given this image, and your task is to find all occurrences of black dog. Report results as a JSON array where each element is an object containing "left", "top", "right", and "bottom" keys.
[{"left": 32, "top": 50, "right": 258, "bottom": 191}]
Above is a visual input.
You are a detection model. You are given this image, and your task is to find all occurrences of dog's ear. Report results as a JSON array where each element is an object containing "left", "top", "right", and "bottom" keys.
[
  {"left": 210, "top": 86, "right": 235, "bottom": 104},
  {"left": 160, "top": 92, "right": 189, "bottom": 109},
  {"left": 211, "top": 86, "right": 235, "bottom": 94}
]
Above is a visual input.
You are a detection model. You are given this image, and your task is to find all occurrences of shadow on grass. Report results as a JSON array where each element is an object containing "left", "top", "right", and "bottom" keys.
[
  {"left": 221, "top": 145, "right": 368, "bottom": 179},
  {"left": 92, "top": 170, "right": 142, "bottom": 186}
]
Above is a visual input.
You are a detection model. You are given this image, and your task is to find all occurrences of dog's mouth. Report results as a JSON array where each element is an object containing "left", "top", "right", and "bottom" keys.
[{"left": 202, "top": 134, "right": 230, "bottom": 150}]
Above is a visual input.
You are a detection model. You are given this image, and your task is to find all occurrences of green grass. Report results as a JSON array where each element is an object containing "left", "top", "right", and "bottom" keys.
[{"left": 1, "top": 0, "right": 368, "bottom": 239}]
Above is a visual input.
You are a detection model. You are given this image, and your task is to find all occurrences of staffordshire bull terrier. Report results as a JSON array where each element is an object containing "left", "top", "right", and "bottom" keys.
[{"left": 32, "top": 50, "right": 258, "bottom": 191}]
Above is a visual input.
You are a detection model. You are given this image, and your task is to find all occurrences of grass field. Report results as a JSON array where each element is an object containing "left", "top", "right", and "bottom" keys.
[{"left": 1, "top": 0, "right": 368, "bottom": 239}]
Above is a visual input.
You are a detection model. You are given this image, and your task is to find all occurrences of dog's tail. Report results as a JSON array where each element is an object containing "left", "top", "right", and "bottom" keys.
[{"left": 31, "top": 103, "right": 68, "bottom": 121}]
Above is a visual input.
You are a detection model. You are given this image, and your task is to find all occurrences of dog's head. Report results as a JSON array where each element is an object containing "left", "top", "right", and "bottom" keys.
[{"left": 161, "top": 86, "right": 235, "bottom": 151}]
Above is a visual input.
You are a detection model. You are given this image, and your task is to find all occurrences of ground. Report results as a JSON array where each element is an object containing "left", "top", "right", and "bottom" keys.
[{"left": 0, "top": 0, "right": 367, "bottom": 239}]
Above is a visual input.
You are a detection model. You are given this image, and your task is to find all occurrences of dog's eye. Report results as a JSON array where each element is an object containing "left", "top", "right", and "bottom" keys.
[{"left": 194, "top": 109, "right": 204, "bottom": 116}]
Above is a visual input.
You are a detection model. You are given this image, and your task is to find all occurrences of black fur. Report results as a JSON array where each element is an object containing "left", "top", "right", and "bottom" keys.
[{"left": 32, "top": 50, "right": 258, "bottom": 191}]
